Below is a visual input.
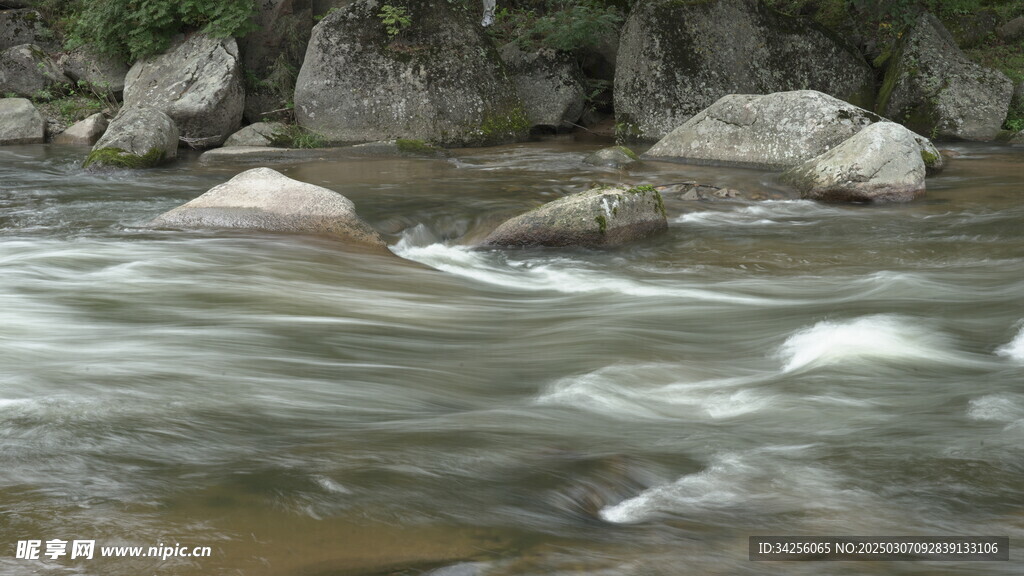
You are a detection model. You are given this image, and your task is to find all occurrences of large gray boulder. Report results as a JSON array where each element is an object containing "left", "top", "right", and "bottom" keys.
[
  {"left": 123, "top": 34, "right": 245, "bottom": 148},
  {"left": 0, "top": 44, "right": 70, "bottom": 98},
  {"left": 0, "top": 97, "right": 43, "bottom": 144},
  {"left": 150, "top": 167, "right": 386, "bottom": 247},
  {"left": 294, "top": 0, "right": 528, "bottom": 147},
  {"left": 53, "top": 112, "right": 107, "bottom": 145},
  {"left": 878, "top": 13, "right": 1012, "bottom": 141},
  {"left": 499, "top": 43, "right": 586, "bottom": 131},
  {"left": 0, "top": 9, "right": 55, "bottom": 51},
  {"left": 614, "top": 0, "right": 874, "bottom": 142},
  {"left": 84, "top": 106, "right": 178, "bottom": 170},
  {"left": 58, "top": 45, "right": 130, "bottom": 96},
  {"left": 781, "top": 122, "right": 926, "bottom": 203},
  {"left": 480, "top": 185, "right": 667, "bottom": 248},
  {"left": 645, "top": 90, "right": 943, "bottom": 173}
]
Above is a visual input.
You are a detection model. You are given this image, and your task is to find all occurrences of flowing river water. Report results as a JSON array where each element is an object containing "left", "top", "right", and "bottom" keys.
[{"left": 1, "top": 139, "right": 1023, "bottom": 575}]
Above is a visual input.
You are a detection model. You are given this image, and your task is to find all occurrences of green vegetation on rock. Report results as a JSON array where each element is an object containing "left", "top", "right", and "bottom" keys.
[
  {"left": 270, "top": 124, "right": 326, "bottom": 149},
  {"left": 83, "top": 147, "right": 164, "bottom": 169},
  {"left": 488, "top": 0, "right": 625, "bottom": 52},
  {"left": 40, "top": 0, "right": 257, "bottom": 62},
  {"left": 396, "top": 138, "right": 441, "bottom": 154}
]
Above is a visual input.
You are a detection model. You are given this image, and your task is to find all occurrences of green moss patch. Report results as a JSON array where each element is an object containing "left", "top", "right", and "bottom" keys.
[
  {"left": 83, "top": 147, "right": 165, "bottom": 169},
  {"left": 396, "top": 138, "right": 441, "bottom": 155}
]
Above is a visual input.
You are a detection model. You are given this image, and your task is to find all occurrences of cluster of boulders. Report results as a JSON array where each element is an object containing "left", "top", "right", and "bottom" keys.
[
  {"left": 2, "top": 0, "right": 1020, "bottom": 154},
  {"left": 1, "top": 0, "right": 1023, "bottom": 250}
]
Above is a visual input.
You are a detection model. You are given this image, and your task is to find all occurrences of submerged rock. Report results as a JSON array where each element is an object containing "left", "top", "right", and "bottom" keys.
[
  {"left": 84, "top": 106, "right": 178, "bottom": 170},
  {"left": 53, "top": 112, "right": 107, "bottom": 145},
  {"left": 123, "top": 34, "right": 244, "bottom": 148},
  {"left": 499, "top": 43, "right": 586, "bottom": 131},
  {"left": 349, "top": 139, "right": 449, "bottom": 158},
  {"left": 614, "top": 0, "right": 874, "bottom": 142},
  {"left": 0, "top": 43, "right": 70, "bottom": 98},
  {"left": 481, "top": 185, "right": 667, "bottom": 248},
  {"left": 645, "top": 90, "right": 943, "bottom": 173},
  {"left": 294, "top": 0, "right": 528, "bottom": 147},
  {"left": 151, "top": 167, "right": 385, "bottom": 247},
  {"left": 0, "top": 97, "right": 44, "bottom": 145},
  {"left": 878, "top": 13, "right": 1012, "bottom": 141},
  {"left": 582, "top": 146, "right": 640, "bottom": 168},
  {"left": 782, "top": 122, "right": 926, "bottom": 203}
]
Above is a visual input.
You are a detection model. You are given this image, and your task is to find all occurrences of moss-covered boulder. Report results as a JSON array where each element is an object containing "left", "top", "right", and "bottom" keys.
[
  {"left": 782, "top": 122, "right": 926, "bottom": 204},
  {"left": 150, "top": 167, "right": 386, "bottom": 247},
  {"left": 123, "top": 34, "right": 244, "bottom": 148},
  {"left": 84, "top": 106, "right": 178, "bottom": 170},
  {"left": 480, "top": 185, "right": 667, "bottom": 248},
  {"left": 0, "top": 97, "right": 44, "bottom": 145},
  {"left": 0, "top": 43, "right": 70, "bottom": 98},
  {"left": 878, "top": 13, "right": 1012, "bottom": 141},
  {"left": 294, "top": 0, "right": 528, "bottom": 147},
  {"left": 614, "top": 0, "right": 874, "bottom": 142},
  {"left": 646, "top": 90, "right": 943, "bottom": 173},
  {"left": 583, "top": 146, "right": 640, "bottom": 168},
  {"left": 499, "top": 43, "right": 586, "bottom": 131}
]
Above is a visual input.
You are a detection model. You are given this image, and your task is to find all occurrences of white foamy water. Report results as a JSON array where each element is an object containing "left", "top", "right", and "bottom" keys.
[
  {"left": 392, "top": 237, "right": 787, "bottom": 305},
  {"left": 967, "top": 395, "right": 1024, "bottom": 423},
  {"left": 673, "top": 200, "right": 842, "bottom": 227},
  {"left": 536, "top": 365, "right": 774, "bottom": 421},
  {"left": 777, "top": 315, "right": 962, "bottom": 372},
  {"left": 599, "top": 451, "right": 874, "bottom": 525},
  {"left": 996, "top": 324, "right": 1024, "bottom": 360}
]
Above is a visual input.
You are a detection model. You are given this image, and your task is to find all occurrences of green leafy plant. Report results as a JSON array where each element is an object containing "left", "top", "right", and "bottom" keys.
[
  {"left": 490, "top": 1, "right": 623, "bottom": 53},
  {"left": 378, "top": 4, "right": 412, "bottom": 39},
  {"left": 64, "top": 0, "right": 258, "bottom": 63}
]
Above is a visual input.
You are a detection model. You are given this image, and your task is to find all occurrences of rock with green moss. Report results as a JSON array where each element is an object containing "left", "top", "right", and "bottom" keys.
[
  {"left": 498, "top": 43, "right": 586, "bottom": 131},
  {"left": 646, "top": 90, "right": 943, "bottom": 174},
  {"left": 480, "top": 185, "right": 667, "bottom": 248},
  {"left": 614, "top": 0, "right": 874, "bottom": 142},
  {"left": 0, "top": 43, "right": 70, "bottom": 98},
  {"left": 84, "top": 106, "right": 177, "bottom": 170},
  {"left": 348, "top": 139, "right": 449, "bottom": 158},
  {"left": 782, "top": 122, "right": 926, "bottom": 203},
  {"left": 878, "top": 13, "right": 1012, "bottom": 142},
  {"left": 0, "top": 97, "right": 44, "bottom": 145},
  {"left": 123, "top": 34, "right": 244, "bottom": 148},
  {"left": 294, "top": 0, "right": 528, "bottom": 147},
  {"left": 583, "top": 145, "right": 640, "bottom": 168},
  {"left": 150, "top": 167, "right": 386, "bottom": 248}
]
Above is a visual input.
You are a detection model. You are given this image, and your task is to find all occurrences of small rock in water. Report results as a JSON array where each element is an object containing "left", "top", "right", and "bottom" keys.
[
  {"left": 150, "top": 167, "right": 386, "bottom": 248},
  {"left": 582, "top": 145, "right": 640, "bottom": 168},
  {"left": 480, "top": 185, "right": 667, "bottom": 248}
]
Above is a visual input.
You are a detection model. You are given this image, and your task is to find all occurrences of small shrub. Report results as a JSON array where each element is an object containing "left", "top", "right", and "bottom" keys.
[
  {"left": 490, "top": 1, "right": 623, "bottom": 53},
  {"left": 378, "top": 4, "right": 412, "bottom": 39},
  {"left": 270, "top": 125, "right": 326, "bottom": 149}
]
